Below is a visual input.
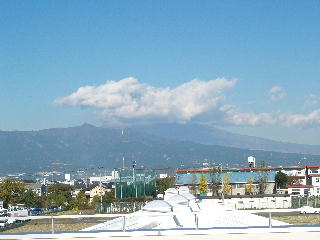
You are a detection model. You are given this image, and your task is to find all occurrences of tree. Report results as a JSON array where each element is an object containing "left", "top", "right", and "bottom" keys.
[
  {"left": 91, "top": 195, "right": 101, "bottom": 209},
  {"left": 45, "top": 183, "right": 74, "bottom": 209},
  {"left": 222, "top": 174, "right": 232, "bottom": 195},
  {"left": 156, "top": 177, "right": 175, "bottom": 194},
  {"left": 103, "top": 189, "right": 115, "bottom": 203},
  {"left": 287, "top": 176, "right": 302, "bottom": 186},
  {"left": 210, "top": 167, "right": 220, "bottom": 196},
  {"left": 255, "top": 162, "right": 269, "bottom": 194},
  {"left": 190, "top": 174, "right": 198, "bottom": 195},
  {"left": 70, "top": 191, "right": 89, "bottom": 210},
  {"left": 275, "top": 171, "right": 288, "bottom": 189},
  {"left": 0, "top": 179, "right": 25, "bottom": 208},
  {"left": 21, "top": 190, "right": 42, "bottom": 208},
  {"left": 199, "top": 175, "right": 208, "bottom": 195},
  {"left": 256, "top": 171, "right": 269, "bottom": 194},
  {"left": 245, "top": 177, "right": 254, "bottom": 195}
]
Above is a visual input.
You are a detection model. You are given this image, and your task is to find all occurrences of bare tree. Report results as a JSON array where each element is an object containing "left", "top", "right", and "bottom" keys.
[
  {"left": 255, "top": 161, "right": 269, "bottom": 194},
  {"left": 210, "top": 166, "right": 220, "bottom": 196},
  {"left": 190, "top": 173, "right": 198, "bottom": 195},
  {"left": 222, "top": 173, "right": 232, "bottom": 195}
]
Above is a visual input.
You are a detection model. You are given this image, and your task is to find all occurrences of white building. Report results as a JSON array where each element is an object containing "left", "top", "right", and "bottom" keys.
[
  {"left": 89, "top": 176, "right": 113, "bottom": 185},
  {"left": 87, "top": 185, "right": 110, "bottom": 201}
]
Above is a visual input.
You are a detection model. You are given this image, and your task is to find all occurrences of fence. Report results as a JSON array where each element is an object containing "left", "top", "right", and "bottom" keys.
[
  {"left": 114, "top": 169, "right": 157, "bottom": 199},
  {"left": 96, "top": 202, "right": 146, "bottom": 214},
  {"left": 115, "top": 180, "right": 156, "bottom": 199},
  {"left": 0, "top": 211, "right": 278, "bottom": 235},
  {"left": 291, "top": 196, "right": 320, "bottom": 208}
]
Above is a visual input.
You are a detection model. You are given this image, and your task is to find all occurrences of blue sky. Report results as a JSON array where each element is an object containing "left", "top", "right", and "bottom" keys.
[{"left": 1, "top": 1, "right": 320, "bottom": 144}]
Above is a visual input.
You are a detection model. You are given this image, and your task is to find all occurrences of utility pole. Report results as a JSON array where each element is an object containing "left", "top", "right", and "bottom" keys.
[
  {"left": 220, "top": 163, "right": 224, "bottom": 205},
  {"left": 120, "top": 170, "right": 123, "bottom": 199},
  {"left": 132, "top": 160, "right": 137, "bottom": 198},
  {"left": 99, "top": 167, "right": 103, "bottom": 213}
]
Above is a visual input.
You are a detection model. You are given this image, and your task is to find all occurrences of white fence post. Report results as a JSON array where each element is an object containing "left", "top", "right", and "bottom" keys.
[
  {"left": 123, "top": 216, "right": 126, "bottom": 232},
  {"left": 51, "top": 215, "right": 54, "bottom": 234},
  {"left": 268, "top": 212, "right": 272, "bottom": 228},
  {"left": 194, "top": 214, "right": 198, "bottom": 230}
]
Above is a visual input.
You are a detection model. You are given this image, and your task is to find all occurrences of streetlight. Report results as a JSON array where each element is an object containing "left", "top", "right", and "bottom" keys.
[{"left": 132, "top": 161, "right": 137, "bottom": 198}]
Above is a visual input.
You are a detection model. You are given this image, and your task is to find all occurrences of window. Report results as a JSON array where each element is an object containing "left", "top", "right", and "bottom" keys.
[
  {"left": 292, "top": 189, "right": 301, "bottom": 194},
  {"left": 316, "top": 178, "right": 320, "bottom": 183}
]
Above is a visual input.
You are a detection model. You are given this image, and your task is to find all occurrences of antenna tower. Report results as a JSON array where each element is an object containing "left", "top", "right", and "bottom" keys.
[{"left": 120, "top": 122, "right": 125, "bottom": 169}]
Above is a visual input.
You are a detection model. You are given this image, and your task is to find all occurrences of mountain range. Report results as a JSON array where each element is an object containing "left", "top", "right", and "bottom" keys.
[
  {"left": 0, "top": 123, "right": 320, "bottom": 174},
  {"left": 134, "top": 123, "right": 320, "bottom": 155}
]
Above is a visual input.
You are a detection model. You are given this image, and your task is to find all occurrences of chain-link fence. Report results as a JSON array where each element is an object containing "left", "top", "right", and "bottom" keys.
[
  {"left": 291, "top": 196, "right": 320, "bottom": 208},
  {"left": 115, "top": 180, "right": 156, "bottom": 199},
  {"left": 96, "top": 202, "right": 146, "bottom": 214},
  {"left": 114, "top": 169, "right": 157, "bottom": 199}
]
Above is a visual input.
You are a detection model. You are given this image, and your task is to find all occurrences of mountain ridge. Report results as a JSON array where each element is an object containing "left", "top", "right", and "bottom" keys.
[
  {"left": 0, "top": 124, "right": 320, "bottom": 174},
  {"left": 133, "top": 123, "right": 320, "bottom": 155}
]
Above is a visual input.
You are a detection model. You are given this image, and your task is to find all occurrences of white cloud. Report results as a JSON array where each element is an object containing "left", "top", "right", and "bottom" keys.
[
  {"left": 55, "top": 77, "right": 320, "bottom": 128},
  {"left": 221, "top": 105, "right": 277, "bottom": 126},
  {"left": 223, "top": 107, "right": 320, "bottom": 128},
  {"left": 267, "top": 86, "right": 286, "bottom": 102},
  {"left": 278, "top": 110, "right": 320, "bottom": 128},
  {"left": 303, "top": 94, "right": 318, "bottom": 109},
  {"left": 54, "top": 77, "right": 237, "bottom": 124}
]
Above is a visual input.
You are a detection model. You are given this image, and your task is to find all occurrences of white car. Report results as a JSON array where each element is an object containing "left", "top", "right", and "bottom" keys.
[
  {"left": 300, "top": 206, "right": 320, "bottom": 214},
  {"left": 0, "top": 218, "right": 8, "bottom": 228}
]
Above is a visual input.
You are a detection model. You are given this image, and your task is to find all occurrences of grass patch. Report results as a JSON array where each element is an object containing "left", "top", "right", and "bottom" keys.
[
  {"left": 273, "top": 215, "right": 320, "bottom": 225},
  {"left": 1, "top": 217, "right": 112, "bottom": 233},
  {"left": 39, "top": 209, "right": 96, "bottom": 216}
]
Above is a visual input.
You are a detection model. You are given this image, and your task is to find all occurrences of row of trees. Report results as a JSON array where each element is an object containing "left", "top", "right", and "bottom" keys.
[
  {"left": 193, "top": 169, "right": 297, "bottom": 196},
  {"left": 0, "top": 179, "right": 41, "bottom": 208},
  {"left": 0, "top": 171, "right": 294, "bottom": 209},
  {"left": 0, "top": 179, "right": 96, "bottom": 210},
  {"left": 0, "top": 179, "right": 154, "bottom": 211},
  {"left": 189, "top": 164, "right": 271, "bottom": 196}
]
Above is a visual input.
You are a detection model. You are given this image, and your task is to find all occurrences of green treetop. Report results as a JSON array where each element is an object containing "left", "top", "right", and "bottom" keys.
[
  {"left": 275, "top": 171, "right": 288, "bottom": 189},
  {"left": 0, "top": 179, "right": 26, "bottom": 208}
]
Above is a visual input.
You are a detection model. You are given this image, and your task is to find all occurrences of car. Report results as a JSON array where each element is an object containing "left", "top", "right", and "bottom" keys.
[
  {"left": 0, "top": 209, "right": 8, "bottom": 217},
  {"left": 29, "top": 208, "right": 43, "bottom": 215},
  {"left": 300, "top": 206, "right": 320, "bottom": 214},
  {"left": 0, "top": 219, "right": 8, "bottom": 228},
  {"left": 48, "top": 206, "right": 59, "bottom": 211}
]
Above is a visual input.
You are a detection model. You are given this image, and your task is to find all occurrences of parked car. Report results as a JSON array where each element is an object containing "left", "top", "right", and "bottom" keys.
[
  {"left": 0, "top": 219, "right": 8, "bottom": 228},
  {"left": 0, "top": 209, "right": 8, "bottom": 217},
  {"left": 300, "top": 206, "right": 320, "bottom": 214},
  {"left": 29, "top": 208, "right": 43, "bottom": 215},
  {"left": 48, "top": 206, "right": 60, "bottom": 212}
]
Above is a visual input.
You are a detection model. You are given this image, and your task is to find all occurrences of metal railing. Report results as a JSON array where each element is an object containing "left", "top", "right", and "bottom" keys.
[{"left": 0, "top": 210, "right": 279, "bottom": 235}]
